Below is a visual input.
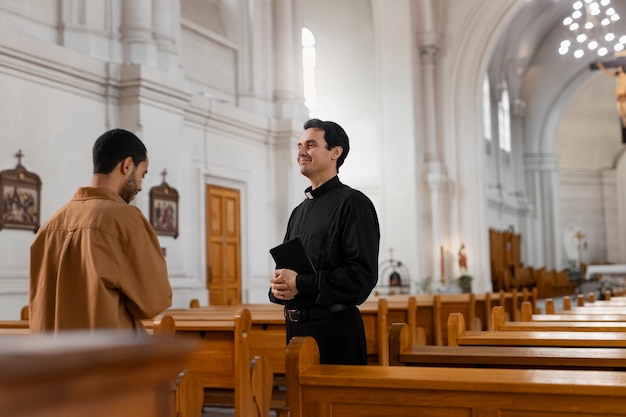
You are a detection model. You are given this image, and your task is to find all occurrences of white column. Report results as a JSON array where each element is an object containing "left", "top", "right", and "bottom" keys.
[
  {"left": 121, "top": 0, "right": 157, "bottom": 66},
  {"left": 524, "top": 153, "right": 560, "bottom": 269},
  {"left": 152, "top": 0, "right": 179, "bottom": 73},
  {"left": 273, "top": 0, "right": 307, "bottom": 120},
  {"left": 510, "top": 98, "right": 531, "bottom": 263},
  {"left": 601, "top": 170, "right": 619, "bottom": 262},
  {"left": 416, "top": 0, "right": 447, "bottom": 287}
]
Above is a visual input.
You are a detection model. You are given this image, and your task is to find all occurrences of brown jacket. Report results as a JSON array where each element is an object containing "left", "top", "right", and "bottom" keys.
[{"left": 29, "top": 187, "right": 172, "bottom": 332}]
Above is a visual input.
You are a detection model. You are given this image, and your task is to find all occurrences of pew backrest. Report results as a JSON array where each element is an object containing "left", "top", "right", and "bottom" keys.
[{"left": 288, "top": 335, "right": 626, "bottom": 417}]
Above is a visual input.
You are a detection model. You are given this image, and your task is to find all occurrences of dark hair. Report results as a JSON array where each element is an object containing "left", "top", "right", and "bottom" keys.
[
  {"left": 303, "top": 118, "right": 350, "bottom": 171},
  {"left": 92, "top": 129, "right": 147, "bottom": 174}
]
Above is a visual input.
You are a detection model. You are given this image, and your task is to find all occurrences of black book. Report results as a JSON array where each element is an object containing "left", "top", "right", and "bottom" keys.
[{"left": 269, "top": 237, "right": 316, "bottom": 274}]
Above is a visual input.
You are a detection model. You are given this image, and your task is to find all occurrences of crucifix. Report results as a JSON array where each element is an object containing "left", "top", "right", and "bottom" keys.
[
  {"left": 574, "top": 228, "right": 587, "bottom": 270},
  {"left": 589, "top": 54, "right": 626, "bottom": 141},
  {"left": 14, "top": 149, "right": 24, "bottom": 167},
  {"left": 160, "top": 168, "right": 170, "bottom": 194}
]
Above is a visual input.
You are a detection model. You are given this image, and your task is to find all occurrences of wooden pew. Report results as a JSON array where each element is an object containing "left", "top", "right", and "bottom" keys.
[
  {"left": 559, "top": 305, "right": 626, "bottom": 315},
  {"left": 145, "top": 309, "right": 273, "bottom": 417},
  {"left": 359, "top": 296, "right": 420, "bottom": 364},
  {"left": 166, "top": 304, "right": 286, "bottom": 375},
  {"left": 286, "top": 336, "right": 626, "bottom": 417},
  {"left": 164, "top": 304, "right": 287, "bottom": 416},
  {"left": 389, "top": 322, "right": 626, "bottom": 370},
  {"left": 0, "top": 314, "right": 204, "bottom": 417},
  {"left": 361, "top": 293, "right": 478, "bottom": 347},
  {"left": 0, "top": 331, "right": 194, "bottom": 417},
  {"left": 496, "top": 303, "right": 626, "bottom": 331},
  {"left": 0, "top": 320, "right": 29, "bottom": 329},
  {"left": 448, "top": 311, "right": 626, "bottom": 347},
  {"left": 526, "top": 312, "right": 626, "bottom": 322},
  {"left": 432, "top": 293, "right": 477, "bottom": 345},
  {"left": 525, "top": 297, "right": 626, "bottom": 322},
  {"left": 20, "top": 305, "right": 28, "bottom": 320},
  {"left": 0, "top": 318, "right": 29, "bottom": 336}
]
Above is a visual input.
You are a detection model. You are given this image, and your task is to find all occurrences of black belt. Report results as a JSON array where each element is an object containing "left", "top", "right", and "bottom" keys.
[{"left": 284, "top": 304, "right": 349, "bottom": 323}]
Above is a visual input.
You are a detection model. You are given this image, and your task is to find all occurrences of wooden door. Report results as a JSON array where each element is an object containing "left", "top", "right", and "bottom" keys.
[{"left": 206, "top": 185, "right": 241, "bottom": 305}]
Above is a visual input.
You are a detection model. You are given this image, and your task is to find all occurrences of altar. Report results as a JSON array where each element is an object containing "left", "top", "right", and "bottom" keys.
[{"left": 585, "top": 264, "right": 626, "bottom": 280}]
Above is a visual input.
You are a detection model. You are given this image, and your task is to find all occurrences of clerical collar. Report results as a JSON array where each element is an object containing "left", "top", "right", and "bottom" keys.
[{"left": 304, "top": 176, "right": 341, "bottom": 199}]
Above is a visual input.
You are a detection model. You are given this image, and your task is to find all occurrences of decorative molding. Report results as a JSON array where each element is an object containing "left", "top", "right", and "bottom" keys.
[
  {"left": 118, "top": 64, "right": 192, "bottom": 111},
  {"left": 0, "top": 27, "right": 108, "bottom": 99},
  {"left": 558, "top": 168, "right": 602, "bottom": 186},
  {"left": 180, "top": 19, "right": 238, "bottom": 52},
  {"left": 419, "top": 44, "right": 439, "bottom": 65},
  {"left": 524, "top": 153, "right": 559, "bottom": 171}
]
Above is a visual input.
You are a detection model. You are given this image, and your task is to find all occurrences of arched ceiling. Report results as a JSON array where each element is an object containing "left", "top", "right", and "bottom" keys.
[{"left": 491, "top": 0, "right": 626, "bottom": 166}]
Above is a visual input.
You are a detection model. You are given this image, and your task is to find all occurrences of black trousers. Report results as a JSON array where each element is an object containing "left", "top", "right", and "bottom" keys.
[{"left": 285, "top": 305, "right": 367, "bottom": 365}]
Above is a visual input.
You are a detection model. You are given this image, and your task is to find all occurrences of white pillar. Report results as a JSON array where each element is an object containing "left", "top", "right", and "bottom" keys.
[
  {"left": 152, "top": 0, "right": 179, "bottom": 73},
  {"left": 416, "top": 0, "right": 447, "bottom": 287},
  {"left": 601, "top": 170, "right": 619, "bottom": 262},
  {"left": 121, "top": 0, "right": 157, "bottom": 66},
  {"left": 524, "top": 153, "right": 560, "bottom": 270},
  {"left": 273, "top": 0, "right": 307, "bottom": 120}
]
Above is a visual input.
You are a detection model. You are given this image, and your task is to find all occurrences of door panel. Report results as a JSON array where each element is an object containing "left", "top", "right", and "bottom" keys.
[{"left": 206, "top": 185, "right": 241, "bottom": 305}]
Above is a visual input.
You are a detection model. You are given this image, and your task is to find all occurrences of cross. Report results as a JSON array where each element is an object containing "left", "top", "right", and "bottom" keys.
[
  {"left": 161, "top": 168, "right": 167, "bottom": 184},
  {"left": 14, "top": 149, "right": 24, "bottom": 167},
  {"left": 588, "top": 54, "right": 626, "bottom": 71},
  {"left": 388, "top": 247, "right": 394, "bottom": 261},
  {"left": 574, "top": 229, "right": 586, "bottom": 268},
  {"left": 590, "top": 53, "right": 626, "bottom": 135}
]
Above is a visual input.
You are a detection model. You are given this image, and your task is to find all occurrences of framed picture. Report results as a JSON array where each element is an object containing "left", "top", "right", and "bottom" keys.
[
  {"left": 0, "top": 151, "right": 41, "bottom": 232},
  {"left": 149, "top": 171, "right": 179, "bottom": 238}
]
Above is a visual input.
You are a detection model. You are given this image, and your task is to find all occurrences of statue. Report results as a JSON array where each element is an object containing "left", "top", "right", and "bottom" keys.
[
  {"left": 596, "top": 61, "right": 626, "bottom": 128},
  {"left": 458, "top": 244, "right": 468, "bottom": 273}
]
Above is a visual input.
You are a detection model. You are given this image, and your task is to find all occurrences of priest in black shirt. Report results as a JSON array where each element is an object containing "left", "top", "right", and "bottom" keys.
[{"left": 269, "top": 118, "right": 380, "bottom": 365}]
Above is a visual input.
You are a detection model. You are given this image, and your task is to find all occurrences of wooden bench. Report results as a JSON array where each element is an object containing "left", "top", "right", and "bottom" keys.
[
  {"left": 0, "top": 331, "right": 194, "bottom": 417},
  {"left": 0, "top": 314, "right": 204, "bottom": 417},
  {"left": 166, "top": 303, "right": 286, "bottom": 375},
  {"left": 164, "top": 304, "right": 287, "bottom": 416},
  {"left": 526, "top": 312, "right": 626, "bottom": 322},
  {"left": 494, "top": 303, "right": 626, "bottom": 331},
  {"left": 389, "top": 322, "right": 626, "bottom": 370},
  {"left": 361, "top": 292, "right": 478, "bottom": 348},
  {"left": 144, "top": 309, "right": 273, "bottom": 417},
  {"left": 359, "top": 296, "right": 419, "bottom": 364},
  {"left": 286, "top": 336, "right": 626, "bottom": 417},
  {"left": 448, "top": 311, "right": 626, "bottom": 347}
]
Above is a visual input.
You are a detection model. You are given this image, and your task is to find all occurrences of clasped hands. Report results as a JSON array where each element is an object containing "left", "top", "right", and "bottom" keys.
[{"left": 270, "top": 268, "right": 298, "bottom": 300}]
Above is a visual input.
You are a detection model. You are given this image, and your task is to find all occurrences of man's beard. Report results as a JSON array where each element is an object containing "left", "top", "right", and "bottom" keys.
[{"left": 120, "top": 167, "right": 138, "bottom": 204}]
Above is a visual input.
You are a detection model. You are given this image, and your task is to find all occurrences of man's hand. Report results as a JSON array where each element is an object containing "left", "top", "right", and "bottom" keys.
[{"left": 270, "top": 268, "right": 298, "bottom": 300}]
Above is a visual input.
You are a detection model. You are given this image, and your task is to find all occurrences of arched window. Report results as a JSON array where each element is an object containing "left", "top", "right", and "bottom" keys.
[
  {"left": 301, "top": 27, "right": 317, "bottom": 115},
  {"left": 498, "top": 84, "right": 511, "bottom": 153},
  {"left": 482, "top": 75, "right": 492, "bottom": 142}
]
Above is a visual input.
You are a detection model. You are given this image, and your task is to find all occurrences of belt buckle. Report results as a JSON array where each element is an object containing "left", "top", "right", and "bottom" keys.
[{"left": 285, "top": 309, "right": 301, "bottom": 322}]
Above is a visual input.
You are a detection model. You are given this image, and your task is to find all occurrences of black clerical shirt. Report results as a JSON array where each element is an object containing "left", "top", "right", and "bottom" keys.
[{"left": 270, "top": 176, "right": 380, "bottom": 310}]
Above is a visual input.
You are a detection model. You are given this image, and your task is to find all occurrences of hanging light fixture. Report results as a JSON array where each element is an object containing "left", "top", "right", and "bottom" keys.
[{"left": 558, "top": 0, "right": 624, "bottom": 59}]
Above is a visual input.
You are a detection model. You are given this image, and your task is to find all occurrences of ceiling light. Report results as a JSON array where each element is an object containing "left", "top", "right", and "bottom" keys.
[{"left": 559, "top": 0, "right": 625, "bottom": 59}]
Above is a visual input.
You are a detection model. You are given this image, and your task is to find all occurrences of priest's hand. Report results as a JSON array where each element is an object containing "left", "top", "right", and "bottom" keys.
[{"left": 270, "top": 268, "right": 299, "bottom": 300}]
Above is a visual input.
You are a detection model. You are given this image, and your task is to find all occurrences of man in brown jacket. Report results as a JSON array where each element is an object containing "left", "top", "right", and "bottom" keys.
[{"left": 29, "top": 128, "right": 172, "bottom": 332}]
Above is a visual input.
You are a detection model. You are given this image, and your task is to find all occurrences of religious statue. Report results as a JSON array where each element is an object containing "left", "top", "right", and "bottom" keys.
[
  {"left": 596, "top": 60, "right": 626, "bottom": 128},
  {"left": 458, "top": 244, "right": 468, "bottom": 273}
]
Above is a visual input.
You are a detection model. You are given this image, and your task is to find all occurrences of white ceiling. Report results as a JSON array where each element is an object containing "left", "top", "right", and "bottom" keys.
[{"left": 493, "top": 0, "right": 626, "bottom": 169}]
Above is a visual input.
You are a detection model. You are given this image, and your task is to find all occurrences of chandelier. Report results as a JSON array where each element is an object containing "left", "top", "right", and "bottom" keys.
[{"left": 558, "top": 0, "right": 625, "bottom": 59}]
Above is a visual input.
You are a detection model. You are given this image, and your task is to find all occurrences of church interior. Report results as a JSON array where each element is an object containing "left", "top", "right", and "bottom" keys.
[
  {"left": 1, "top": 0, "right": 624, "bottom": 315},
  {"left": 4, "top": 0, "right": 626, "bottom": 416},
  {"left": 0, "top": 0, "right": 622, "bottom": 309}
]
